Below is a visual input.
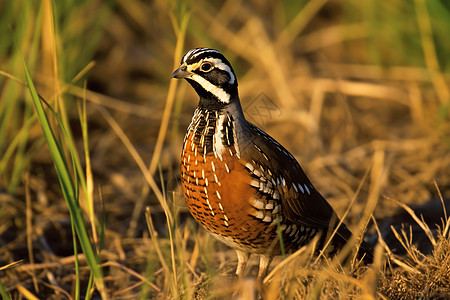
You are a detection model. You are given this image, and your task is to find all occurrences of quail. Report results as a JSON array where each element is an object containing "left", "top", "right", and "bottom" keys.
[{"left": 171, "top": 47, "right": 373, "bottom": 277}]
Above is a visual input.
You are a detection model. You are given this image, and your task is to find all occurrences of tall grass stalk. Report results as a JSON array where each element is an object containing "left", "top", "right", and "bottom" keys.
[
  {"left": 0, "top": 0, "right": 112, "bottom": 194},
  {"left": 148, "top": 8, "right": 190, "bottom": 175}
]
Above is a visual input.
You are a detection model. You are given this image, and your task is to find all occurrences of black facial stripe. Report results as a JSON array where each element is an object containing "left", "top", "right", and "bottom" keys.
[
  {"left": 193, "top": 68, "right": 231, "bottom": 85},
  {"left": 186, "top": 79, "right": 227, "bottom": 110}
]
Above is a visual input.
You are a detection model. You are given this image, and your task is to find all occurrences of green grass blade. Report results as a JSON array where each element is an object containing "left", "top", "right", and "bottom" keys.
[
  {"left": 85, "top": 273, "right": 95, "bottom": 300},
  {"left": 71, "top": 222, "right": 81, "bottom": 300},
  {"left": 0, "top": 280, "right": 11, "bottom": 300},
  {"left": 22, "top": 56, "right": 106, "bottom": 297}
]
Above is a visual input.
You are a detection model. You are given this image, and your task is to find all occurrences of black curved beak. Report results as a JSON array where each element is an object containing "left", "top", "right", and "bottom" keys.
[{"left": 171, "top": 64, "right": 191, "bottom": 79}]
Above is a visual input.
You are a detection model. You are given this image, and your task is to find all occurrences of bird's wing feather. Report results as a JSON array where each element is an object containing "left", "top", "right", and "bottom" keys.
[{"left": 243, "top": 123, "right": 338, "bottom": 228}]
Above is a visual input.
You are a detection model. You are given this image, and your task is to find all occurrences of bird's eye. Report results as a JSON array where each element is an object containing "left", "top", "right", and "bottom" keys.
[{"left": 200, "top": 62, "right": 213, "bottom": 72}]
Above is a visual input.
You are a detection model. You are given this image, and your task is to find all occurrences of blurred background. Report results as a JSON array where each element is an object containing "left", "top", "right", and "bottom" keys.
[{"left": 1, "top": 0, "right": 449, "bottom": 298}]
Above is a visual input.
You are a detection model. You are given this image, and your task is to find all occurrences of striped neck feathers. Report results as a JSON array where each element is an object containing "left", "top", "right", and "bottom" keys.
[{"left": 186, "top": 105, "right": 244, "bottom": 158}]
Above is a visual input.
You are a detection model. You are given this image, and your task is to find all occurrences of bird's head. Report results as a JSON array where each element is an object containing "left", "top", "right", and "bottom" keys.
[{"left": 172, "top": 48, "right": 239, "bottom": 109}]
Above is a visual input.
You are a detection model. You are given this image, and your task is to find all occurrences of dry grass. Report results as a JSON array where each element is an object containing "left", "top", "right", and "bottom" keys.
[{"left": 1, "top": 0, "right": 450, "bottom": 299}]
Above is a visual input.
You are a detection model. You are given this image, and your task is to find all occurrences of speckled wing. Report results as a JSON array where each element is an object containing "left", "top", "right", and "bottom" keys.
[{"left": 242, "top": 123, "right": 338, "bottom": 229}]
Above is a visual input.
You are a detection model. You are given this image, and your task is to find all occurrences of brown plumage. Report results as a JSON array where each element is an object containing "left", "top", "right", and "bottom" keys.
[{"left": 172, "top": 48, "right": 373, "bottom": 277}]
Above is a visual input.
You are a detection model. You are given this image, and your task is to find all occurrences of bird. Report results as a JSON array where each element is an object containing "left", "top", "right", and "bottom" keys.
[{"left": 171, "top": 47, "right": 373, "bottom": 277}]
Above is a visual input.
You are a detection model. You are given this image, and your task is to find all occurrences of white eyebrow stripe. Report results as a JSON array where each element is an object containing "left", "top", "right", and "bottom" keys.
[
  {"left": 203, "top": 58, "right": 235, "bottom": 84},
  {"left": 190, "top": 74, "right": 230, "bottom": 103}
]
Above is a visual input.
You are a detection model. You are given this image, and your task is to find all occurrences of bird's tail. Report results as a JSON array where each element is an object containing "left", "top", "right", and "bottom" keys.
[{"left": 322, "top": 221, "right": 374, "bottom": 264}]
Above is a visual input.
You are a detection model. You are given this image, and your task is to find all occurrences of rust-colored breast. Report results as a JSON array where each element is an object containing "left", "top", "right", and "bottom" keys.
[{"left": 181, "top": 131, "right": 281, "bottom": 253}]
